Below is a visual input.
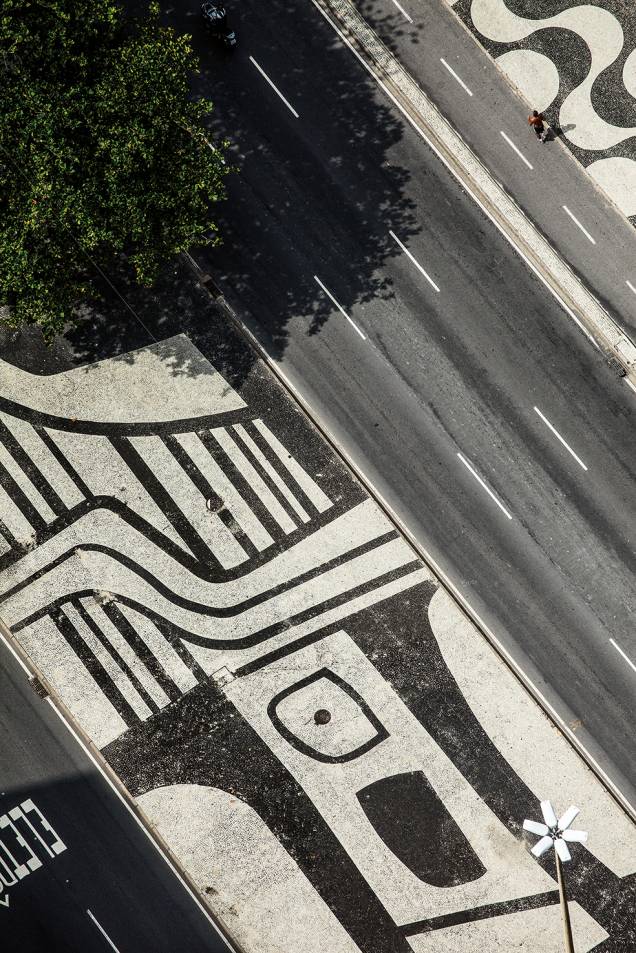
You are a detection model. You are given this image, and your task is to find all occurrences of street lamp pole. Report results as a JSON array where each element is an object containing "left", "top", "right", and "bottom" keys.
[
  {"left": 523, "top": 800, "right": 588, "bottom": 953},
  {"left": 555, "top": 851, "right": 575, "bottom": 953}
]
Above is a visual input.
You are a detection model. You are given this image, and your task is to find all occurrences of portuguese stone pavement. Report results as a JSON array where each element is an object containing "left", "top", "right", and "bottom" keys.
[{"left": 0, "top": 329, "right": 634, "bottom": 951}]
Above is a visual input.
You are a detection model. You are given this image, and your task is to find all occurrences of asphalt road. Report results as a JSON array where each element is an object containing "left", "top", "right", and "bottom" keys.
[
  {"left": 163, "top": 0, "right": 635, "bottom": 801},
  {"left": 0, "top": 637, "right": 234, "bottom": 953},
  {"left": 358, "top": 0, "right": 636, "bottom": 342}
]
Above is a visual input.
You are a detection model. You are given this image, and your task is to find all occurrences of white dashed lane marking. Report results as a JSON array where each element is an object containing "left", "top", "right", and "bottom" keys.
[
  {"left": 609, "top": 638, "right": 636, "bottom": 676},
  {"left": 389, "top": 230, "right": 440, "bottom": 291},
  {"left": 456, "top": 452, "right": 513, "bottom": 520},
  {"left": 440, "top": 58, "right": 473, "bottom": 96},
  {"left": 534, "top": 407, "right": 588, "bottom": 471},
  {"left": 500, "top": 132, "right": 533, "bottom": 170},
  {"left": 314, "top": 276, "right": 366, "bottom": 340},
  {"left": 87, "top": 910, "right": 122, "bottom": 953},
  {"left": 390, "top": 0, "right": 413, "bottom": 23},
  {"left": 562, "top": 205, "right": 596, "bottom": 245},
  {"left": 249, "top": 57, "right": 299, "bottom": 119}
]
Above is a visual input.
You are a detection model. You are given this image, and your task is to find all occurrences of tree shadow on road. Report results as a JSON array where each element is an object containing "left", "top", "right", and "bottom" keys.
[{"left": 1, "top": 0, "right": 422, "bottom": 389}]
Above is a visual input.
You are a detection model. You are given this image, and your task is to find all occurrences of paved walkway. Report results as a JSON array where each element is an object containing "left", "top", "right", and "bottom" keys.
[
  {"left": 357, "top": 0, "right": 636, "bottom": 343},
  {"left": 1, "top": 282, "right": 634, "bottom": 952}
]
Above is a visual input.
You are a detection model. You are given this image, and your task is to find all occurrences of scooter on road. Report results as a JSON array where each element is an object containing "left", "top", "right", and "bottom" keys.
[{"left": 201, "top": 2, "right": 237, "bottom": 49}]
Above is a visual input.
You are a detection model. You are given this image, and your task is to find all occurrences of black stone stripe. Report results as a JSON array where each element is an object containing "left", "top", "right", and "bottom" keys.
[
  {"left": 50, "top": 604, "right": 139, "bottom": 726},
  {"left": 3, "top": 490, "right": 399, "bottom": 621},
  {"left": 11, "top": 529, "right": 402, "bottom": 634},
  {"left": 73, "top": 598, "right": 161, "bottom": 715},
  {"left": 115, "top": 559, "right": 423, "bottom": 652},
  {"left": 151, "top": 615, "right": 207, "bottom": 684},
  {"left": 229, "top": 424, "right": 302, "bottom": 528},
  {"left": 97, "top": 529, "right": 404, "bottom": 619},
  {"left": 0, "top": 395, "right": 249, "bottom": 437},
  {"left": 236, "top": 580, "right": 439, "bottom": 677},
  {"left": 163, "top": 435, "right": 258, "bottom": 562},
  {"left": 17, "top": 558, "right": 419, "bottom": 650},
  {"left": 0, "top": 461, "right": 45, "bottom": 534},
  {"left": 36, "top": 427, "right": 91, "bottom": 499},
  {"left": 215, "top": 504, "right": 258, "bottom": 561},
  {"left": 101, "top": 602, "right": 182, "bottom": 704},
  {"left": 402, "top": 890, "right": 560, "bottom": 936},
  {"left": 245, "top": 419, "right": 326, "bottom": 517},
  {"left": 0, "top": 421, "right": 66, "bottom": 516},
  {"left": 0, "top": 517, "right": 17, "bottom": 550},
  {"left": 112, "top": 436, "right": 220, "bottom": 567},
  {"left": 198, "top": 428, "right": 284, "bottom": 544},
  {"left": 0, "top": 490, "right": 356, "bottom": 594}
]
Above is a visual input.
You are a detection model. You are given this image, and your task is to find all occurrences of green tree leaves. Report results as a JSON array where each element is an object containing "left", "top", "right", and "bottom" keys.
[{"left": 0, "top": 0, "right": 231, "bottom": 337}]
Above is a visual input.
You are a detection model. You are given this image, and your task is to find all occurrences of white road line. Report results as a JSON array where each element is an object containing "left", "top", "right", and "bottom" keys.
[
  {"left": 626, "top": 377, "right": 636, "bottom": 395},
  {"left": 87, "top": 910, "right": 122, "bottom": 953},
  {"left": 626, "top": 279, "right": 636, "bottom": 296},
  {"left": 562, "top": 205, "right": 596, "bottom": 245},
  {"left": 183, "top": 250, "right": 202, "bottom": 273},
  {"left": 609, "top": 638, "right": 636, "bottom": 676},
  {"left": 390, "top": 0, "right": 413, "bottom": 23},
  {"left": 0, "top": 629, "right": 33, "bottom": 676},
  {"left": 440, "top": 58, "right": 473, "bottom": 96},
  {"left": 456, "top": 452, "right": 513, "bottom": 520},
  {"left": 249, "top": 57, "right": 299, "bottom": 118},
  {"left": 533, "top": 407, "right": 588, "bottom": 471},
  {"left": 500, "top": 131, "right": 533, "bottom": 170},
  {"left": 314, "top": 275, "right": 366, "bottom": 339},
  {"left": 389, "top": 230, "right": 440, "bottom": 291}
]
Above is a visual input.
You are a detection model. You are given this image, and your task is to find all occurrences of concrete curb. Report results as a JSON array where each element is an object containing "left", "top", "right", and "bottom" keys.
[{"left": 310, "top": 0, "right": 636, "bottom": 382}]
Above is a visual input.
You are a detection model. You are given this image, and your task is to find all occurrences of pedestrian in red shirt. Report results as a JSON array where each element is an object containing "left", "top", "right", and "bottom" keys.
[{"left": 528, "top": 110, "right": 547, "bottom": 143}]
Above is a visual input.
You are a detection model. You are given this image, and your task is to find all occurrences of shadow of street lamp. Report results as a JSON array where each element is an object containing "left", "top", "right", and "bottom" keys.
[{"left": 523, "top": 800, "right": 588, "bottom": 953}]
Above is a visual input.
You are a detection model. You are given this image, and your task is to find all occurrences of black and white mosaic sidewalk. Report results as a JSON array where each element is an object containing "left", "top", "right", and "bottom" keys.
[{"left": 1, "top": 330, "right": 634, "bottom": 951}]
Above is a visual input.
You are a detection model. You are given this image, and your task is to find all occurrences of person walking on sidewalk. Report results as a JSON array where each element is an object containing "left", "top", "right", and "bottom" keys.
[{"left": 528, "top": 110, "right": 547, "bottom": 142}]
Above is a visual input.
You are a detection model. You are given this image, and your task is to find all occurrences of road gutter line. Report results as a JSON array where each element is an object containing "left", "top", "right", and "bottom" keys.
[
  {"left": 440, "top": 58, "right": 473, "bottom": 96},
  {"left": 249, "top": 57, "right": 299, "bottom": 118},
  {"left": 87, "top": 910, "right": 122, "bottom": 953},
  {"left": 500, "top": 131, "right": 533, "bottom": 170},
  {"left": 314, "top": 275, "right": 367, "bottom": 339},
  {"left": 610, "top": 638, "right": 636, "bottom": 676},
  {"left": 389, "top": 230, "right": 440, "bottom": 291},
  {"left": 309, "top": 0, "right": 636, "bottom": 383},
  {"left": 457, "top": 452, "right": 513, "bottom": 519},
  {"left": 562, "top": 205, "right": 596, "bottom": 245},
  {"left": 533, "top": 407, "right": 588, "bottom": 471}
]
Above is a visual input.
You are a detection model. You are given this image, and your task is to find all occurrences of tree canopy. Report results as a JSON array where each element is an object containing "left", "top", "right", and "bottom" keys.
[{"left": 0, "top": 0, "right": 231, "bottom": 338}]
